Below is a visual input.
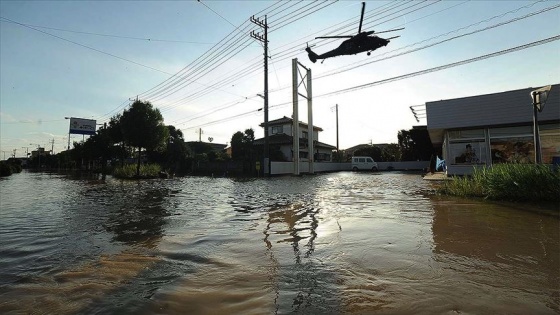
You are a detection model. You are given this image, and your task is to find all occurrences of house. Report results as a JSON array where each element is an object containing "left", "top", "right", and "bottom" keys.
[
  {"left": 426, "top": 84, "right": 560, "bottom": 175},
  {"left": 254, "top": 116, "right": 336, "bottom": 162},
  {"left": 30, "top": 147, "right": 51, "bottom": 158},
  {"left": 185, "top": 141, "right": 227, "bottom": 156}
]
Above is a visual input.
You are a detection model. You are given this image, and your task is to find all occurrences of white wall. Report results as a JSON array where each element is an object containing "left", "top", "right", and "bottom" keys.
[{"left": 270, "top": 161, "right": 429, "bottom": 175}]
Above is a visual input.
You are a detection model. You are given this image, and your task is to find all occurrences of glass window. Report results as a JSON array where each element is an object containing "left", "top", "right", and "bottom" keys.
[
  {"left": 540, "top": 126, "right": 560, "bottom": 164},
  {"left": 359, "top": 158, "right": 365, "bottom": 163},
  {"left": 271, "top": 126, "right": 283, "bottom": 134},
  {"left": 490, "top": 137, "right": 533, "bottom": 164},
  {"left": 448, "top": 129, "right": 484, "bottom": 140},
  {"left": 449, "top": 141, "right": 487, "bottom": 165},
  {"left": 302, "top": 131, "right": 308, "bottom": 139},
  {"left": 367, "top": 158, "right": 373, "bottom": 162},
  {"left": 489, "top": 126, "right": 532, "bottom": 139}
]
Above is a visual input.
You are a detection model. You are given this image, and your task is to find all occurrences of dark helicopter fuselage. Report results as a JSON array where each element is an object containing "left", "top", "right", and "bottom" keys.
[{"left": 306, "top": 33, "right": 390, "bottom": 63}]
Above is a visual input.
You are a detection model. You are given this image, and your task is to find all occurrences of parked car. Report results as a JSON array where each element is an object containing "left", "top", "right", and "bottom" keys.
[{"left": 352, "top": 156, "right": 378, "bottom": 171}]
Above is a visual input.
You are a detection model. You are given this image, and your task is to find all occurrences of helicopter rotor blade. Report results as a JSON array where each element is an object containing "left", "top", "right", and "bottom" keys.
[
  {"left": 373, "top": 27, "right": 405, "bottom": 35},
  {"left": 358, "top": 2, "right": 365, "bottom": 34},
  {"left": 316, "top": 35, "right": 353, "bottom": 39},
  {"left": 385, "top": 35, "right": 400, "bottom": 40}
]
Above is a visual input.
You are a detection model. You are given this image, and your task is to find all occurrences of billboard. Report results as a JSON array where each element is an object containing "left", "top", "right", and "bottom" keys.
[{"left": 69, "top": 118, "right": 96, "bottom": 135}]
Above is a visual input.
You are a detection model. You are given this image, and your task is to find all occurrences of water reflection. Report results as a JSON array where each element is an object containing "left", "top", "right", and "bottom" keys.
[
  {"left": 431, "top": 197, "right": 560, "bottom": 313},
  {"left": 103, "top": 187, "right": 173, "bottom": 247},
  {"left": 1, "top": 172, "right": 559, "bottom": 314},
  {"left": 263, "top": 202, "right": 321, "bottom": 313}
]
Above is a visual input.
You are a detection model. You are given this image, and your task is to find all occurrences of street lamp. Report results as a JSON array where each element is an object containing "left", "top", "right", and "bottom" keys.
[{"left": 530, "top": 85, "right": 552, "bottom": 164}]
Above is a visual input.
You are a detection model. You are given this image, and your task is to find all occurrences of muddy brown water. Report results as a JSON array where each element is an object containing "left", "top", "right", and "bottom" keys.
[{"left": 0, "top": 171, "right": 558, "bottom": 314}]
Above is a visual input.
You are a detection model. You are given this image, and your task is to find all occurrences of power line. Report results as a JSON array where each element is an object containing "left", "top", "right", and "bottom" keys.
[
  {"left": 0, "top": 16, "right": 173, "bottom": 76},
  {"left": 0, "top": 17, "right": 215, "bottom": 44},
  {"left": 150, "top": 1, "right": 469, "bottom": 126},
  {"left": 134, "top": 1, "right": 286, "bottom": 101},
  {"left": 197, "top": 0, "right": 237, "bottom": 29},
  {"left": 319, "top": 35, "right": 560, "bottom": 97},
  {"left": 92, "top": 1, "right": 559, "bottom": 128},
  {"left": 317, "top": 2, "right": 560, "bottom": 79},
  {"left": 184, "top": 35, "right": 559, "bottom": 130},
  {"left": 150, "top": 0, "right": 554, "bottom": 126},
  {"left": 137, "top": 1, "right": 339, "bottom": 104},
  {"left": 145, "top": 1, "right": 417, "bottom": 110},
  {"left": 98, "top": 1, "right": 554, "bottom": 131}
]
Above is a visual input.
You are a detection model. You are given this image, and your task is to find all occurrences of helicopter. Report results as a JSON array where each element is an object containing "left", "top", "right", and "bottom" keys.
[{"left": 305, "top": 2, "right": 403, "bottom": 63}]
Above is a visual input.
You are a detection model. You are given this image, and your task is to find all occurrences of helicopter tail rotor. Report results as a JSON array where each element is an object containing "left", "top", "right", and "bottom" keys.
[{"left": 305, "top": 43, "right": 318, "bottom": 63}]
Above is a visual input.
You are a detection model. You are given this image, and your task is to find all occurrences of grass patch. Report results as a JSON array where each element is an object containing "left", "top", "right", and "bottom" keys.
[
  {"left": 439, "top": 164, "right": 560, "bottom": 202},
  {"left": 113, "top": 163, "right": 161, "bottom": 179}
]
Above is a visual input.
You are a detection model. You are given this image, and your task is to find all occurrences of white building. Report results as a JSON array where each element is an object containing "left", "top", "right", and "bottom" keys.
[
  {"left": 426, "top": 84, "right": 560, "bottom": 175},
  {"left": 254, "top": 116, "right": 336, "bottom": 162}
]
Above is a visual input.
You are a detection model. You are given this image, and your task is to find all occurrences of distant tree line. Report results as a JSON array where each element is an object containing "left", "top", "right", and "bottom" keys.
[
  {"left": 25, "top": 101, "right": 196, "bottom": 177},
  {"left": 350, "top": 127, "right": 433, "bottom": 162},
  {"left": 22, "top": 104, "right": 434, "bottom": 177}
]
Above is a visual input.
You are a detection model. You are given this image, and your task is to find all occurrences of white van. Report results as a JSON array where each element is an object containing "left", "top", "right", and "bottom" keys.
[{"left": 351, "top": 156, "right": 378, "bottom": 171}]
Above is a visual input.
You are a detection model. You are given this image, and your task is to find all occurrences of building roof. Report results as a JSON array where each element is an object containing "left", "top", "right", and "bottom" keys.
[
  {"left": 259, "top": 116, "right": 323, "bottom": 132},
  {"left": 426, "top": 84, "right": 560, "bottom": 145}
]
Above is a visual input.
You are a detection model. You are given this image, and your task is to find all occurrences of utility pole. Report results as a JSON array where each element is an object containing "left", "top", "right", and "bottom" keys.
[
  {"left": 22, "top": 146, "right": 30, "bottom": 157},
  {"left": 197, "top": 128, "right": 203, "bottom": 142},
  {"left": 250, "top": 14, "right": 269, "bottom": 175},
  {"left": 12, "top": 149, "right": 17, "bottom": 158},
  {"left": 335, "top": 104, "right": 339, "bottom": 155},
  {"left": 50, "top": 139, "right": 55, "bottom": 154},
  {"left": 330, "top": 104, "right": 340, "bottom": 161}
]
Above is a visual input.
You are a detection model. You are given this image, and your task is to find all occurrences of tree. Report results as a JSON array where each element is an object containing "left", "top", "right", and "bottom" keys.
[
  {"left": 165, "top": 125, "right": 189, "bottom": 172},
  {"left": 231, "top": 128, "right": 254, "bottom": 161},
  {"left": 242, "top": 128, "right": 255, "bottom": 159},
  {"left": 398, "top": 127, "right": 433, "bottom": 161},
  {"left": 381, "top": 143, "right": 401, "bottom": 162},
  {"left": 107, "top": 114, "right": 128, "bottom": 167},
  {"left": 231, "top": 131, "right": 244, "bottom": 161},
  {"left": 230, "top": 128, "right": 256, "bottom": 175},
  {"left": 120, "top": 100, "right": 169, "bottom": 176}
]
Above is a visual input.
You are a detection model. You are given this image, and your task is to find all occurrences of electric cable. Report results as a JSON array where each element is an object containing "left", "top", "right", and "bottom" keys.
[
  {"left": 182, "top": 35, "right": 559, "bottom": 131},
  {"left": 0, "top": 16, "right": 173, "bottom": 75},
  {"left": 0, "top": 17, "right": 215, "bottom": 44}
]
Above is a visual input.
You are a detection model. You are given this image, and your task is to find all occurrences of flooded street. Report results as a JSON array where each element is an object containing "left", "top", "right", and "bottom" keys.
[{"left": 0, "top": 171, "right": 558, "bottom": 314}]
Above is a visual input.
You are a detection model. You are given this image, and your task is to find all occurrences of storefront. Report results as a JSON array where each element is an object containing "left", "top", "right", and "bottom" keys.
[{"left": 426, "top": 84, "right": 560, "bottom": 175}]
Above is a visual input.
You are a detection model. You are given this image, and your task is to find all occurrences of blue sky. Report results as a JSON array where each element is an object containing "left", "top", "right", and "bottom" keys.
[{"left": 1, "top": 0, "right": 559, "bottom": 157}]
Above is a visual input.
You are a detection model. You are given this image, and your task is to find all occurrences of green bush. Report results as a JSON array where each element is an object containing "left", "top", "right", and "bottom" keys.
[
  {"left": 113, "top": 163, "right": 161, "bottom": 179},
  {"left": 0, "top": 162, "right": 13, "bottom": 177},
  {"left": 0, "top": 161, "right": 22, "bottom": 177},
  {"left": 440, "top": 164, "right": 560, "bottom": 202}
]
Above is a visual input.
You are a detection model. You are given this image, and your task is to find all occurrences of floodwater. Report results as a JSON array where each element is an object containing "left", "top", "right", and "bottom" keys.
[{"left": 0, "top": 171, "right": 558, "bottom": 315}]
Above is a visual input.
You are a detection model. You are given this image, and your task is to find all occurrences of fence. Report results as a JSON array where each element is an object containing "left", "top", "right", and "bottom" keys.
[{"left": 270, "top": 161, "right": 429, "bottom": 175}]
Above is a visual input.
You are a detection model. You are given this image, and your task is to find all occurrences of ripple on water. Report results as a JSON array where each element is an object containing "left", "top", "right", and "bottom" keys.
[{"left": 0, "top": 171, "right": 558, "bottom": 314}]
